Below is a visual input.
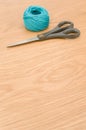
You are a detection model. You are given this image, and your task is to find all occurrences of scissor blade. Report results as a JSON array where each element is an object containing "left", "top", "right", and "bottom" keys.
[{"left": 7, "top": 36, "right": 39, "bottom": 47}]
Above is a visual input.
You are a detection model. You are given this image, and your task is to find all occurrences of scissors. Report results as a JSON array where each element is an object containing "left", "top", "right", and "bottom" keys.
[{"left": 7, "top": 21, "right": 80, "bottom": 47}]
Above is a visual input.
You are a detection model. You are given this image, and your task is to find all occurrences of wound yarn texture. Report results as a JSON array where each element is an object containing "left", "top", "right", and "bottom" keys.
[{"left": 23, "top": 6, "right": 50, "bottom": 32}]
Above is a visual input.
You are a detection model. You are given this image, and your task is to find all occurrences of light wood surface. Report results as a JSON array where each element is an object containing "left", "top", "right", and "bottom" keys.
[{"left": 0, "top": 0, "right": 86, "bottom": 130}]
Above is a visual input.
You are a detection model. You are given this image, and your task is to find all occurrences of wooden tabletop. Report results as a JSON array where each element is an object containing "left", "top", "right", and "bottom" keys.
[{"left": 0, "top": 0, "right": 86, "bottom": 130}]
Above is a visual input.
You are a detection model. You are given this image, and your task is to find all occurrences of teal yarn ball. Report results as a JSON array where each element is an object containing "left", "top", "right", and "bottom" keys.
[{"left": 23, "top": 6, "right": 50, "bottom": 32}]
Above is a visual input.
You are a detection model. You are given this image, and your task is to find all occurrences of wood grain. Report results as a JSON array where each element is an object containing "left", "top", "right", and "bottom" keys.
[{"left": 0, "top": 0, "right": 86, "bottom": 130}]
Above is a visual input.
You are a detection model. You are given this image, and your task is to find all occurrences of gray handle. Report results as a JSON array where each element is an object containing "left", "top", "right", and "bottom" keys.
[
  {"left": 45, "top": 28, "right": 80, "bottom": 39},
  {"left": 43, "top": 21, "right": 74, "bottom": 36},
  {"left": 37, "top": 21, "right": 80, "bottom": 40}
]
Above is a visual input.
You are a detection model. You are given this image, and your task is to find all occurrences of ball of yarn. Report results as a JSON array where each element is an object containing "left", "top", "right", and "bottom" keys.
[{"left": 23, "top": 6, "right": 50, "bottom": 32}]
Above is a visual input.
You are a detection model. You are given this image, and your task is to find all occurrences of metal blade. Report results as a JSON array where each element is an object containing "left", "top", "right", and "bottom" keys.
[{"left": 7, "top": 36, "right": 39, "bottom": 47}]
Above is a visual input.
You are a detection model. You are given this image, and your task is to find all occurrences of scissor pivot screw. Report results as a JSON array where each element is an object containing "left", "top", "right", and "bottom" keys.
[{"left": 38, "top": 34, "right": 45, "bottom": 40}]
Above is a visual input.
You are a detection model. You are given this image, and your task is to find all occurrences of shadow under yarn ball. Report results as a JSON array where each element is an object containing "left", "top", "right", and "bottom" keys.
[{"left": 23, "top": 6, "right": 50, "bottom": 32}]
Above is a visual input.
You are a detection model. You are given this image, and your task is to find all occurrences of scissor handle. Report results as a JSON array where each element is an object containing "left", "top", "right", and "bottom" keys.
[
  {"left": 38, "top": 21, "right": 74, "bottom": 38},
  {"left": 37, "top": 21, "right": 80, "bottom": 40},
  {"left": 62, "top": 28, "right": 80, "bottom": 39},
  {"left": 56, "top": 21, "right": 74, "bottom": 31},
  {"left": 47, "top": 28, "right": 80, "bottom": 39}
]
